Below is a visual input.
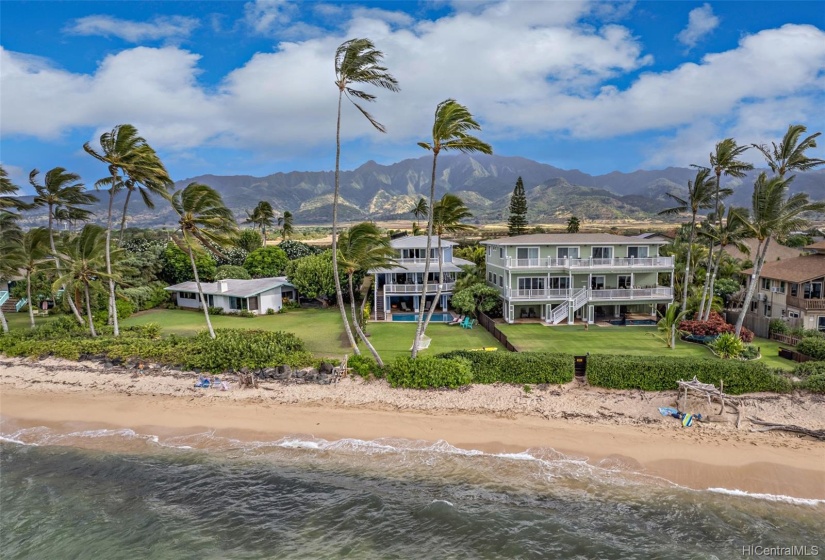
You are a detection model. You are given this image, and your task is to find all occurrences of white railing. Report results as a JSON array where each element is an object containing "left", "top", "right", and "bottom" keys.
[
  {"left": 568, "top": 256, "right": 673, "bottom": 269},
  {"left": 505, "top": 257, "right": 568, "bottom": 269},
  {"left": 507, "top": 288, "right": 570, "bottom": 300},
  {"left": 394, "top": 257, "right": 443, "bottom": 264},
  {"left": 15, "top": 297, "right": 28, "bottom": 312},
  {"left": 383, "top": 282, "right": 456, "bottom": 294},
  {"left": 589, "top": 287, "right": 673, "bottom": 300},
  {"left": 0, "top": 291, "right": 8, "bottom": 307},
  {"left": 551, "top": 304, "right": 568, "bottom": 324},
  {"left": 571, "top": 288, "right": 589, "bottom": 312}
]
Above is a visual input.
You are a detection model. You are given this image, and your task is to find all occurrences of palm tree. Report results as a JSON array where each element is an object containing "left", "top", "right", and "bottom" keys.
[
  {"left": 412, "top": 99, "right": 492, "bottom": 357},
  {"left": 30, "top": 167, "right": 98, "bottom": 325},
  {"left": 733, "top": 173, "right": 825, "bottom": 336},
  {"left": 337, "top": 222, "right": 397, "bottom": 366},
  {"left": 0, "top": 215, "right": 23, "bottom": 333},
  {"left": 278, "top": 210, "right": 293, "bottom": 240},
  {"left": 566, "top": 216, "right": 580, "bottom": 233},
  {"left": 421, "top": 194, "right": 474, "bottom": 336},
  {"left": 658, "top": 167, "right": 721, "bottom": 306},
  {"left": 753, "top": 124, "right": 825, "bottom": 179},
  {"left": 171, "top": 183, "right": 238, "bottom": 339},
  {"left": 698, "top": 206, "right": 750, "bottom": 321},
  {"left": 84, "top": 124, "right": 167, "bottom": 336},
  {"left": 0, "top": 165, "right": 32, "bottom": 213},
  {"left": 411, "top": 197, "right": 428, "bottom": 229},
  {"left": 245, "top": 201, "right": 276, "bottom": 242},
  {"left": 657, "top": 303, "right": 688, "bottom": 349},
  {"left": 333, "top": 38, "right": 400, "bottom": 354},
  {"left": 117, "top": 144, "right": 173, "bottom": 245},
  {"left": 52, "top": 225, "right": 116, "bottom": 337},
  {"left": 19, "top": 228, "right": 51, "bottom": 329}
]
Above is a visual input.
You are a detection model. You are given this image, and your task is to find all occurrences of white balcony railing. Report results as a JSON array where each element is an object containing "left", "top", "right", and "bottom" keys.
[
  {"left": 394, "top": 257, "right": 442, "bottom": 264},
  {"left": 568, "top": 256, "right": 673, "bottom": 269},
  {"left": 500, "top": 286, "right": 673, "bottom": 302},
  {"left": 589, "top": 287, "right": 673, "bottom": 300},
  {"left": 506, "top": 288, "right": 570, "bottom": 300},
  {"left": 383, "top": 282, "right": 456, "bottom": 294},
  {"left": 505, "top": 257, "right": 568, "bottom": 269}
]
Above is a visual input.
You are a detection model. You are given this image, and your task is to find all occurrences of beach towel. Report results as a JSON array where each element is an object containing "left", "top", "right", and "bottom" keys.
[{"left": 658, "top": 407, "right": 679, "bottom": 417}]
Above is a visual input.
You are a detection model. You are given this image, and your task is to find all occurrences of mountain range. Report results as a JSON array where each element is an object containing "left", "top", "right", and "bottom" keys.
[{"left": 15, "top": 154, "right": 825, "bottom": 228}]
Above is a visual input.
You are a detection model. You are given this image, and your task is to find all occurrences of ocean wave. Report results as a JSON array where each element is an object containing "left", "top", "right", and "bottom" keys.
[{"left": 706, "top": 487, "right": 825, "bottom": 507}]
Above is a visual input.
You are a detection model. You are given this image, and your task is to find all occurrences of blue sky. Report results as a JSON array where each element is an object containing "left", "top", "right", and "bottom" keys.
[{"left": 1, "top": 1, "right": 824, "bottom": 195}]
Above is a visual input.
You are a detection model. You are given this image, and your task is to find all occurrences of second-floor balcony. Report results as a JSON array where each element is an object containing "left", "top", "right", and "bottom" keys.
[
  {"left": 786, "top": 294, "right": 825, "bottom": 310},
  {"left": 501, "top": 256, "right": 673, "bottom": 270},
  {"left": 383, "top": 282, "right": 456, "bottom": 294},
  {"left": 500, "top": 286, "right": 673, "bottom": 301}
]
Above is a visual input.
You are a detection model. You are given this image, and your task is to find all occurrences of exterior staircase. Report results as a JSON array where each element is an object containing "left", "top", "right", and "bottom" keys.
[
  {"left": 551, "top": 288, "right": 589, "bottom": 325},
  {"left": 375, "top": 289, "right": 385, "bottom": 321},
  {"left": 0, "top": 292, "right": 19, "bottom": 314}
]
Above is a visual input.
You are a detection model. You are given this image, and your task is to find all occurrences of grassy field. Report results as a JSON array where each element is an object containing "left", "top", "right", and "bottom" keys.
[
  {"left": 2, "top": 311, "right": 56, "bottom": 331},
  {"left": 121, "top": 308, "right": 503, "bottom": 359}
]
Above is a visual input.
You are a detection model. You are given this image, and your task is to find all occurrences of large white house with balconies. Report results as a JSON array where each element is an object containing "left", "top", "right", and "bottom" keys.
[
  {"left": 368, "top": 235, "right": 472, "bottom": 321},
  {"left": 482, "top": 233, "right": 675, "bottom": 324}
]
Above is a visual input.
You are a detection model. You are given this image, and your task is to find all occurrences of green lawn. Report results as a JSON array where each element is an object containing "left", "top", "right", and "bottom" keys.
[
  {"left": 122, "top": 308, "right": 502, "bottom": 359},
  {"left": 2, "top": 311, "right": 56, "bottom": 331},
  {"left": 498, "top": 323, "right": 795, "bottom": 370}
]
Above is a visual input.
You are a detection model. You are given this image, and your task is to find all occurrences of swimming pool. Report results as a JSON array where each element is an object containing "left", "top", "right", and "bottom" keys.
[
  {"left": 608, "top": 319, "right": 657, "bottom": 326},
  {"left": 392, "top": 313, "right": 453, "bottom": 322}
]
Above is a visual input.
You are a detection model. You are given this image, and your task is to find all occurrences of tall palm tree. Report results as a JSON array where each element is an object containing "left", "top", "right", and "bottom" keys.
[
  {"left": 52, "top": 225, "right": 116, "bottom": 337},
  {"left": 338, "top": 222, "right": 397, "bottom": 366},
  {"left": 411, "top": 197, "right": 428, "bottom": 229},
  {"left": 733, "top": 173, "right": 825, "bottom": 336},
  {"left": 333, "top": 38, "right": 400, "bottom": 354},
  {"left": 0, "top": 214, "right": 23, "bottom": 333},
  {"left": 658, "top": 167, "right": 721, "bottom": 306},
  {"left": 245, "top": 201, "right": 276, "bottom": 242},
  {"left": 19, "top": 228, "right": 51, "bottom": 329},
  {"left": 30, "top": 167, "right": 98, "bottom": 325},
  {"left": 421, "top": 194, "right": 474, "bottom": 336},
  {"left": 753, "top": 124, "right": 825, "bottom": 179},
  {"left": 84, "top": 124, "right": 167, "bottom": 336},
  {"left": 412, "top": 99, "right": 492, "bottom": 357},
  {"left": 171, "top": 183, "right": 238, "bottom": 339},
  {"left": 278, "top": 210, "right": 293, "bottom": 240},
  {"left": 698, "top": 205, "right": 750, "bottom": 321},
  {"left": 117, "top": 144, "right": 173, "bottom": 246}
]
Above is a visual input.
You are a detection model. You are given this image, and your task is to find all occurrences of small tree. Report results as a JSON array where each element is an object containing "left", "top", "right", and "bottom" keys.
[
  {"left": 215, "top": 265, "right": 252, "bottom": 280},
  {"left": 451, "top": 284, "right": 501, "bottom": 318},
  {"left": 243, "top": 246, "right": 289, "bottom": 278},
  {"left": 286, "top": 251, "right": 337, "bottom": 306},
  {"left": 507, "top": 177, "right": 528, "bottom": 235},
  {"left": 656, "top": 303, "right": 688, "bottom": 349},
  {"left": 566, "top": 216, "right": 580, "bottom": 233},
  {"left": 236, "top": 229, "right": 264, "bottom": 252}
]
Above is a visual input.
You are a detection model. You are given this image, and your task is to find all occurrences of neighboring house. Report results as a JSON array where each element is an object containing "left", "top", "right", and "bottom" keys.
[
  {"left": 368, "top": 235, "right": 473, "bottom": 321},
  {"left": 724, "top": 236, "right": 801, "bottom": 263},
  {"left": 165, "top": 277, "right": 297, "bottom": 314},
  {"left": 482, "top": 233, "right": 675, "bottom": 324},
  {"left": 740, "top": 243, "right": 825, "bottom": 331}
]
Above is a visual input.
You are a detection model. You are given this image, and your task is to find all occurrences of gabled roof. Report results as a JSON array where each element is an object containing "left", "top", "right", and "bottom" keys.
[
  {"left": 391, "top": 235, "right": 458, "bottom": 249},
  {"left": 369, "top": 256, "right": 473, "bottom": 274},
  {"left": 481, "top": 233, "right": 668, "bottom": 246},
  {"left": 165, "top": 276, "right": 294, "bottom": 298},
  {"left": 804, "top": 240, "right": 825, "bottom": 253},
  {"left": 743, "top": 255, "right": 825, "bottom": 283}
]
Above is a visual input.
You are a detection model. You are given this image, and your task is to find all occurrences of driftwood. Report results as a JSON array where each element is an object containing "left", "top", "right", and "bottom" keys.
[
  {"left": 677, "top": 376, "right": 743, "bottom": 428},
  {"left": 748, "top": 417, "right": 825, "bottom": 441}
]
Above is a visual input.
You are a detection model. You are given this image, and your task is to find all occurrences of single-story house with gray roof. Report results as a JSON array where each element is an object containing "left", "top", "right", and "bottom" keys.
[{"left": 165, "top": 277, "right": 297, "bottom": 314}]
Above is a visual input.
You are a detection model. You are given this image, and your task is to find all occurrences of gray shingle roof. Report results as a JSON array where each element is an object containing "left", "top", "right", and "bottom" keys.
[
  {"left": 368, "top": 256, "right": 473, "bottom": 274},
  {"left": 481, "top": 233, "right": 668, "bottom": 246},
  {"left": 165, "top": 277, "right": 293, "bottom": 297},
  {"left": 391, "top": 235, "right": 458, "bottom": 249}
]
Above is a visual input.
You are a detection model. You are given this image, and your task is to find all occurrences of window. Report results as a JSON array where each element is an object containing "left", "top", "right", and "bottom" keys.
[
  {"left": 499, "top": 276, "right": 503, "bottom": 287},
  {"left": 229, "top": 297, "right": 248, "bottom": 311},
  {"left": 518, "top": 277, "right": 545, "bottom": 290},
  {"left": 788, "top": 310, "right": 799, "bottom": 319},
  {"left": 179, "top": 292, "right": 197, "bottom": 300},
  {"left": 516, "top": 247, "right": 539, "bottom": 262},
  {"left": 493, "top": 273, "right": 497, "bottom": 285},
  {"left": 627, "top": 246, "right": 649, "bottom": 258},
  {"left": 818, "top": 316, "right": 825, "bottom": 332},
  {"left": 618, "top": 275, "right": 632, "bottom": 289},
  {"left": 488, "top": 272, "right": 492, "bottom": 282},
  {"left": 592, "top": 247, "right": 612, "bottom": 259},
  {"left": 778, "top": 281, "right": 786, "bottom": 294},
  {"left": 557, "top": 247, "right": 579, "bottom": 259},
  {"left": 791, "top": 284, "right": 798, "bottom": 297},
  {"left": 762, "top": 278, "right": 771, "bottom": 290},
  {"left": 764, "top": 303, "right": 771, "bottom": 317},
  {"left": 750, "top": 301, "right": 758, "bottom": 312},
  {"left": 804, "top": 282, "right": 823, "bottom": 299},
  {"left": 549, "top": 277, "right": 569, "bottom": 289},
  {"left": 499, "top": 247, "right": 505, "bottom": 259},
  {"left": 590, "top": 276, "right": 605, "bottom": 290}
]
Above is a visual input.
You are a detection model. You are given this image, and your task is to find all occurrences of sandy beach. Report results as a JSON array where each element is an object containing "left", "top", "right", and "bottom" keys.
[{"left": 1, "top": 357, "right": 823, "bottom": 500}]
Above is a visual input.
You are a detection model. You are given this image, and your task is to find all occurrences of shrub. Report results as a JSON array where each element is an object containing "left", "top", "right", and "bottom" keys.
[
  {"left": 437, "top": 351, "right": 573, "bottom": 384},
  {"left": 348, "top": 354, "right": 380, "bottom": 379},
  {"left": 792, "top": 361, "right": 825, "bottom": 377},
  {"left": 207, "top": 306, "right": 224, "bottom": 315},
  {"left": 740, "top": 345, "right": 760, "bottom": 360},
  {"left": 385, "top": 356, "right": 473, "bottom": 389},
  {"left": 586, "top": 355, "right": 792, "bottom": 394},
  {"left": 185, "top": 329, "right": 312, "bottom": 372},
  {"left": 709, "top": 333, "right": 745, "bottom": 359},
  {"left": 236, "top": 229, "right": 264, "bottom": 252},
  {"left": 121, "top": 285, "right": 170, "bottom": 311},
  {"left": 243, "top": 247, "right": 289, "bottom": 278},
  {"left": 215, "top": 265, "right": 252, "bottom": 280},
  {"left": 769, "top": 319, "right": 790, "bottom": 335},
  {"left": 796, "top": 337, "right": 825, "bottom": 361},
  {"left": 238, "top": 310, "right": 255, "bottom": 318},
  {"left": 266, "top": 308, "right": 276, "bottom": 315},
  {"left": 802, "top": 374, "right": 825, "bottom": 393},
  {"left": 279, "top": 240, "right": 319, "bottom": 260},
  {"left": 679, "top": 311, "right": 754, "bottom": 343}
]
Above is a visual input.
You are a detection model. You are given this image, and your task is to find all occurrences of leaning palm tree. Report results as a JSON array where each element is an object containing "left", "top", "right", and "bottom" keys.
[
  {"left": 412, "top": 99, "right": 492, "bottom": 357},
  {"left": 338, "top": 222, "right": 397, "bottom": 364},
  {"left": 411, "top": 197, "right": 428, "bottom": 229},
  {"left": 84, "top": 124, "right": 168, "bottom": 336},
  {"left": 0, "top": 165, "right": 32, "bottom": 213},
  {"left": 117, "top": 145, "right": 173, "bottom": 245},
  {"left": 278, "top": 210, "right": 293, "bottom": 240},
  {"left": 171, "top": 183, "right": 238, "bottom": 339},
  {"left": 698, "top": 205, "right": 750, "bottom": 320},
  {"left": 19, "top": 228, "right": 51, "bottom": 329},
  {"left": 658, "top": 167, "right": 722, "bottom": 306},
  {"left": 30, "top": 167, "right": 98, "bottom": 325},
  {"left": 52, "top": 225, "right": 115, "bottom": 337},
  {"left": 753, "top": 124, "right": 825, "bottom": 179},
  {"left": 733, "top": 173, "right": 825, "bottom": 336},
  {"left": 421, "top": 194, "right": 474, "bottom": 337},
  {"left": 245, "top": 201, "right": 276, "bottom": 242},
  {"left": 0, "top": 216, "right": 23, "bottom": 333},
  {"left": 332, "top": 38, "right": 400, "bottom": 354}
]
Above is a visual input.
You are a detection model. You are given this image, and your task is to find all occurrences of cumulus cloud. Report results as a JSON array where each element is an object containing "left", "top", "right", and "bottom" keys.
[
  {"left": 676, "top": 3, "right": 719, "bottom": 48},
  {"left": 65, "top": 14, "right": 200, "bottom": 42}
]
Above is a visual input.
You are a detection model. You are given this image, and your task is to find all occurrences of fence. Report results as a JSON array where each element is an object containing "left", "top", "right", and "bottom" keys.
[
  {"left": 778, "top": 348, "right": 813, "bottom": 363},
  {"left": 771, "top": 333, "right": 802, "bottom": 346},
  {"left": 724, "top": 310, "right": 771, "bottom": 339},
  {"left": 477, "top": 312, "right": 519, "bottom": 352}
]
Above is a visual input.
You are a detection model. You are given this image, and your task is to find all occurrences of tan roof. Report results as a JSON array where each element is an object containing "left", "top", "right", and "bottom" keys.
[
  {"left": 804, "top": 240, "right": 825, "bottom": 252},
  {"left": 725, "top": 237, "right": 802, "bottom": 262},
  {"left": 743, "top": 255, "right": 825, "bottom": 283},
  {"left": 481, "top": 233, "right": 667, "bottom": 246}
]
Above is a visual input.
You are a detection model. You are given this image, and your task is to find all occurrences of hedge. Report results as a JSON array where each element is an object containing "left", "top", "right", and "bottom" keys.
[
  {"left": 802, "top": 374, "right": 825, "bottom": 393},
  {"left": 796, "top": 337, "right": 825, "bottom": 361},
  {"left": 586, "top": 355, "right": 792, "bottom": 394},
  {"left": 791, "top": 361, "right": 825, "bottom": 377},
  {"left": 385, "top": 356, "right": 472, "bottom": 389},
  {"left": 437, "top": 350, "right": 573, "bottom": 384}
]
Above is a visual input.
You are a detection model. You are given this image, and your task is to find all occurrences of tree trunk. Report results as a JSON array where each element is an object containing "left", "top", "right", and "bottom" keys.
[
  {"left": 105, "top": 181, "right": 120, "bottom": 336},
  {"left": 422, "top": 228, "right": 445, "bottom": 338},
  {"left": 350, "top": 274, "right": 384, "bottom": 365},
  {"left": 332, "top": 89, "right": 358, "bottom": 353},
  {"left": 413, "top": 150, "right": 439, "bottom": 358},
  {"left": 186, "top": 236, "right": 216, "bottom": 339},
  {"left": 696, "top": 240, "right": 714, "bottom": 319},
  {"left": 118, "top": 187, "right": 133, "bottom": 247},
  {"left": 84, "top": 281, "right": 97, "bottom": 338},
  {"left": 682, "top": 212, "right": 697, "bottom": 305},
  {"left": 735, "top": 237, "right": 770, "bottom": 337},
  {"left": 27, "top": 272, "right": 35, "bottom": 329},
  {"left": 343, "top": 273, "right": 362, "bottom": 356},
  {"left": 703, "top": 243, "right": 725, "bottom": 321},
  {"left": 0, "top": 306, "right": 8, "bottom": 334},
  {"left": 48, "top": 203, "right": 85, "bottom": 325}
]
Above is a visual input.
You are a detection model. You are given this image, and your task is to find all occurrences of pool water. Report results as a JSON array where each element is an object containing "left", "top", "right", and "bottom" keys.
[
  {"left": 392, "top": 313, "right": 453, "bottom": 322},
  {"left": 608, "top": 319, "right": 657, "bottom": 326}
]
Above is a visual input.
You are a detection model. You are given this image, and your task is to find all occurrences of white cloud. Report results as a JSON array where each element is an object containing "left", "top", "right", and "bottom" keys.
[
  {"left": 65, "top": 15, "right": 200, "bottom": 43},
  {"left": 676, "top": 3, "right": 719, "bottom": 48}
]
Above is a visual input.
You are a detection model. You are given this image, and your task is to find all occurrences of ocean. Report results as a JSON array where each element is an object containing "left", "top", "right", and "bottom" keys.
[{"left": 1, "top": 421, "right": 823, "bottom": 560}]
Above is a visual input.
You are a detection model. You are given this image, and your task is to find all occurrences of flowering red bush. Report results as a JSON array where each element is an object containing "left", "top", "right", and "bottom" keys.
[{"left": 679, "top": 312, "right": 754, "bottom": 343}]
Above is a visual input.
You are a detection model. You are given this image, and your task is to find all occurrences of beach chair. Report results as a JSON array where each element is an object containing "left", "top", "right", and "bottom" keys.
[
  {"left": 448, "top": 314, "right": 463, "bottom": 326},
  {"left": 459, "top": 316, "right": 471, "bottom": 329},
  {"left": 400, "top": 301, "right": 410, "bottom": 312}
]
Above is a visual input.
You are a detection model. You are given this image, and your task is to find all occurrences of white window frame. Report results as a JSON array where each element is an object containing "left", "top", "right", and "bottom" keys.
[
  {"left": 627, "top": 246, "right": 649, "bottom": 259},
  {"left": 516, "top": 247, "right": 539, "bottom": 260},
  {"left": 557, "top": 246, "right": 580, "bottom": 259},
  {"left": 518, "top": 277, "right": 546, "bottom": 290},
  {"left": 549, "top": 276, "right": 569, "bottom": 290},
  {"left": 591, "top": 246, "right": 613, "bottom": 259}
]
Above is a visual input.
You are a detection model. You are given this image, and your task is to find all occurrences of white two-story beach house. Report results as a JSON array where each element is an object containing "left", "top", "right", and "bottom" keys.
[
  {"left": 368, "top": 235, "right": 473, "bottom": 322},
  {"left": 482, "top": 233, "right": 675, "bottom": 324}
]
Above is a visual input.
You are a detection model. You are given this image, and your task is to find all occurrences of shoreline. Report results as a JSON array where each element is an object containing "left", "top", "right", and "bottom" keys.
[{"left": 1, "top": 357, "right": 824, "bottom": 500}]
